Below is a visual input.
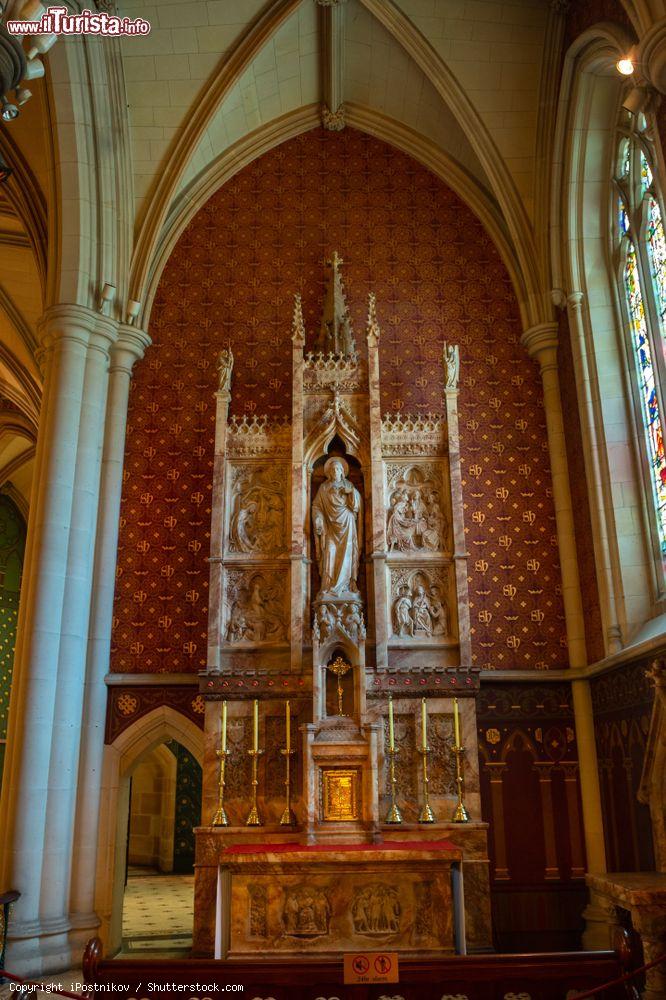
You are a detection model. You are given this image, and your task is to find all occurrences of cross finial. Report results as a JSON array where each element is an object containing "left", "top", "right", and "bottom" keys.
[{"left": 328, "top": 250, "right": 344, "bottom": 270}]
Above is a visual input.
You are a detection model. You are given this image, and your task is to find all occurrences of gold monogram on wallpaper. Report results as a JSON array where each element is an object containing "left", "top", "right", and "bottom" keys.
[{"left": 111, "top": 128, "right": 566, "bottom": 673}]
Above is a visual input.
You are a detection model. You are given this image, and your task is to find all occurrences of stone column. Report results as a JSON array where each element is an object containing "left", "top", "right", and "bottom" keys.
[
  {"left": 207, "top": 351, "right": 233, "bottom": 674},
  {"left": 68, "top": 326, "right": 150, "bottom": 953},
  {"left": 290, "top": 296, "right": 305, "bottom": 671},
  {"left": 521, "top": 323, "right": 608, "bottom": 946},
  {"left": 0, "top": 305, "right": 115, "bottom": 974},
  {"left": 366, "top": 295, "right": 388, "bottom": 668}
]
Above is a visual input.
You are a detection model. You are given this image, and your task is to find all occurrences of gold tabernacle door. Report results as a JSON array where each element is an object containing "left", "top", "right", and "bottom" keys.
[{"left": 321, "top": 769, "right": 359, "bottom": 821}]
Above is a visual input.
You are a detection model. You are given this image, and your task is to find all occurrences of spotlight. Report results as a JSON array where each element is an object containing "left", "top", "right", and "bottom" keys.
[
  {"left": 98, "top": 283, "right": 116, "bottom": 314},
  {"left": 126, "top": 299, "right": 141, "bottom": 325},
  {"left": 0, "top": 153, "right": 12, "bottom": 184},
  {"left": 1, "top": 101, "right": 18, "bottom": 122},
  {"left": 617, "top": 56, "right": 635, "bottom": 76}
]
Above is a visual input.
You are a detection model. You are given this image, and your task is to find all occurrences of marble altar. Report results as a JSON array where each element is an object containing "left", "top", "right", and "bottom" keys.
[{"left": 195, "top": 257, "right": 491, "bottom": 958}]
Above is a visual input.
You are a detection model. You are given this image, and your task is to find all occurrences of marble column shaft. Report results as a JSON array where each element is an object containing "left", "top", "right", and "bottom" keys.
[
  {"left": 0, "top": 304, "right": 118, "bottom": 973},
  {"left": 68, "top": 327, "right": 150, "bottom": 946},
  {"left": 366, "top": 319, "right": 388, "bottom": 668}
]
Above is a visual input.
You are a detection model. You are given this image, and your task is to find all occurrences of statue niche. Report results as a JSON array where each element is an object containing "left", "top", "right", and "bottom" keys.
[{"left": 310, "top": 448, "right": 365, "bottom": 606}]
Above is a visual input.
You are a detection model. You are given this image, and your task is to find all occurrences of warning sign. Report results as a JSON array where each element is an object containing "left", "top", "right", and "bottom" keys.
[{"left": 343, "top": 951, "right": 399, "bottom": 984}]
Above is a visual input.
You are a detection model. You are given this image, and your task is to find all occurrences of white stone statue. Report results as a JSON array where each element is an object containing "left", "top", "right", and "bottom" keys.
[
  {"left": 217, "top": 347, "right": 234, "bottom": 392},
  {"left": 312, "top": 456, "right": 361, "bottom": 599}
]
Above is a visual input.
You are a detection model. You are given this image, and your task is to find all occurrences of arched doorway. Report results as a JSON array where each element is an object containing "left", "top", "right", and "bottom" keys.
[{"left": 122, "top": 739, "right": 202, "bottom": 954}]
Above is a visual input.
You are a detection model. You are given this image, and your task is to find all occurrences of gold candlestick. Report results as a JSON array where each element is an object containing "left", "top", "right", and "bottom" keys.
[
  {"left": 385, "top": 746, "right": 402, "bottom": 824},
  {"left": 245, "top": 748, "right": 264, "bottom": 826},
  {"left": 280, "top": 748, "right": 297, "bottom": 826},
  {"left": 211, "top": 747, "right": 231, "bottom": 826},
  {"left": 418, "top": 745, "right": 436, "bottom": 823},
  {"left": 452, "top": 743, "right": 470, "bottom": 823}
]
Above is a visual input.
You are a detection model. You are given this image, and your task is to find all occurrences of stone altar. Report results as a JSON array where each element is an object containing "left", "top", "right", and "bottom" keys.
[{"left": 196, "top": 256, "right": 491, "bottom": 957}]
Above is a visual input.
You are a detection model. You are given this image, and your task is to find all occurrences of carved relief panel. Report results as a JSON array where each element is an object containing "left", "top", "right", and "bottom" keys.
[
  {"left": 385, "top": 463, "right": 449, "bottom": 554},
  {"left": 226, "top": 464, "right": 288, "bottom": 556},
  {"left": 224, "top": 568, "right": 289, "bottom": 645},
  {"left": 389, "top": 566, "right": 453, "bottom": 641}
]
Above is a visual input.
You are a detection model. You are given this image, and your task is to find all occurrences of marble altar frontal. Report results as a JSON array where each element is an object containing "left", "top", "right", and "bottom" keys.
[{"left": 195, "top": 257, "right": 491, "bottom": 959}]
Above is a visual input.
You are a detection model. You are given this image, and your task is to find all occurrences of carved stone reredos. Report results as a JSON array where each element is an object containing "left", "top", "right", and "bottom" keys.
[
  {"left": 381, "top": 412, "right": 448, "bottom": 457},
  {"left": 227, "top": 413, "right": 291, "bottom": 458},
  {"left": 315, "top": 251, "right": 357, "bottom": 357},
  {"left": 313, "top": 599, "right": 366, "bottom": 648}
]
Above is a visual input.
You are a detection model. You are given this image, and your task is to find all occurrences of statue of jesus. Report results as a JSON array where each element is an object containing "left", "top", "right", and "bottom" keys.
[{"left": 312, "top": 456, "right": 362, "bottom": 599}]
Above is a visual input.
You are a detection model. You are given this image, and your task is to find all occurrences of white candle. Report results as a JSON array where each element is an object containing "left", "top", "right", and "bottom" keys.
[
  {"left": 285, "top": 700, "right": 291, "bottom": 751},
  {"left": 388, "top": 695, "right": 395, "bottom": 751},
  {"left": 453, "top": 697, "right": 461, "bottom": 747},
  {"left": 253, "top": 699, "right": 259, "bottom": 751},
  {"left": 221, "top": 701, "right": 227, "bottom": 752},
  {"left": 421, "top": 697, "right": 427, "bottom": 750}
]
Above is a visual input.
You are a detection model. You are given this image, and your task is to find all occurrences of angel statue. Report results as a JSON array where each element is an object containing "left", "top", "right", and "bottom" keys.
[
  {"left": 217, "top": 347, "right": 234, "bottom": 392},
  {"left": 443, "top": 342, "right": 459, "bottom": 391}
]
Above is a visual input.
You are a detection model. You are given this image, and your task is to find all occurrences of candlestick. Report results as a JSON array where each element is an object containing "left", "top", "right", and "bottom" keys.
[
  {"left": 421, "top": 697, "right": 427, "bottom": 751},
  {"left": 285, "top": 700, "right": 291, "bottom": 751},
  {"left": 388, "top": 695, "right": 395, "bottom": 751},
  {"left": 212, "top": 709, "right": 230, "bottom": 826},
  {"left": 418, "top": 745, "right": 436, "bottom": 823},
  {"left": 451, "top": 744, "right": 470, "bottom": 823},
  {"left": 252, "top": 699, "right": 259, "bottom": 751},
  {"left": 385, "top": 746, "right": 402, "bottom": 824},
  {"left": 245, "top": 748, "right": 264, "bottom": 826},
  {"left": 453, "top": 696, "right": 461, "bottom": 747},
  {"left": 280, "top": 747, "right": 297, "bottom": 826}
]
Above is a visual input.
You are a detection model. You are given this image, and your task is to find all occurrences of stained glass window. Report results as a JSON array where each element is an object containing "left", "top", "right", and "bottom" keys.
[{"left": 616, "top": 129, "right": 666, "bottom": 573}]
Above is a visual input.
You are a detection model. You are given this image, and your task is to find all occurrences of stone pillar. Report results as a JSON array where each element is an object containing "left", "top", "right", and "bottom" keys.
[
  {"left": 521, "top": 323, "right": 608, "bottom": 946},
  {"left": 0, "top": 304, "right": 117, "bottom": 974},
  {"left": 207, "top": 351, "right": 233, "bottom": 674},
  {"left": 366, "top": 295, "right": 388, "bottom": 669},
  {"left": 68, "top": 327, "right": 150, "bottom": 953},
  {"left": 290, "top": 296, "right": 306, "bottom": 671},
  {"left": 520, "top": 323, "right": 586, "bottom": 667}
]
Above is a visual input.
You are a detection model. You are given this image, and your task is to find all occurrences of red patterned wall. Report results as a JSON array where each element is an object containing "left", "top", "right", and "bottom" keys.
[{"left": 111, "top": 128, "right": 567, "bottom": 673}]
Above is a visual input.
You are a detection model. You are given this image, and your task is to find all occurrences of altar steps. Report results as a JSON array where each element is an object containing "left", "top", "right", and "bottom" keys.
[{"left": 83, "top": 937, "right": 628, "bottom": 999}]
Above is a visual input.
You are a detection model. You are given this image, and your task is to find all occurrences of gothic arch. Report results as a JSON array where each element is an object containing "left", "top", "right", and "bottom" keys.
[{"left": 94, "top": 706, "right": 204, "bottom": 956}]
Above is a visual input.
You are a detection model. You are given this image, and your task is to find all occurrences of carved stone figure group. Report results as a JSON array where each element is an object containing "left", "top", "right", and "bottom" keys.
[
  {"left": 352, "top": 884, "right": 401, "bottom": 935},
  {"left": 282, "top": 886, "right": 331, "bottom": 937},
  {"left": 228, "top": 470, "right": 285, "bottom": 554},
  {"left": 393, "top": 581, "right": 449, "bottom": 639},
  {"left": 386, "top": 486, "right": 446, "bottom": 552},
  {"left": 314, "top": 600, "right": 366, "bottom": 644},
  {"left": 226, "top": 573, "right": 286, "bottom": 643}
]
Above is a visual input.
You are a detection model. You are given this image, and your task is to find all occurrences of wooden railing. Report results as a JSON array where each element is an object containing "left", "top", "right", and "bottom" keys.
[{"left": 82, "top": 937, "right": 630, "bottom": 1000}]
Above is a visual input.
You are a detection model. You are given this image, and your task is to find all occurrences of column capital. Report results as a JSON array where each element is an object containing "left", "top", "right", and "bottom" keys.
[
  {"left": 37, "top": 304, "right": 118, "bottom": 356},
  {"left": 567, "top": 291, "right": 585, "bottom": 312},
  {"left": 520, "top": 322, "right": 559, "bottom": 370},
  {"left": 109, "top": 325, "right": 151, "bottom": 375}
]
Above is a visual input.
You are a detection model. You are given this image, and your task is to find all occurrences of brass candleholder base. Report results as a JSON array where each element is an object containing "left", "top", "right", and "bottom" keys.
[
  {"left": 418, "top": 745, "right": 436, "bottom": 823},
  {"left": 245, "top": 748, "right": 264, "bottom": 826},
  {"left": 452, "top": 744, "right": 470, "bottom": 823},
  {"left": 385, "top": 746, "right": 402, "bottom": 824},
  {"left": 279, "top": 748, "right": 297, "bottom": 826},
  {"left": 211, "top": 748, "right": 231, "bottom": 827}
]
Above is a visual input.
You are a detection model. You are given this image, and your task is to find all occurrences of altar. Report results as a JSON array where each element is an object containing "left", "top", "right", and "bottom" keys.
[{"left": 194, "top": 256, "right": 492, "bottom": 958}]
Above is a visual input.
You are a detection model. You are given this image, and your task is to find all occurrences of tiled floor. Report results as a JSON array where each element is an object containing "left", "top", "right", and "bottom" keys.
[{"left": 122, "top": 873, "right": 194, "bottom": 954}]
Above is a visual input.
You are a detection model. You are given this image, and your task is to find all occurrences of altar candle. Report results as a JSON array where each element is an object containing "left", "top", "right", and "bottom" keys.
[
  {"left": 221, "top": 700, "right": 227, "bottom": 752},
  {"left": 388, "top": 695, "right": 395, "bottom": 751},
  {"left": 253, "top": 699, "right": 259, "bottom": 751},
  {"left": 421, "top": 697, "right": 427, "bottom": 750},
  {"left": 285, "top": 700, "right": 291, "bottom": 751},
  {"left": 453, "top": 697, "right": 461, "bottom": 747}
]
